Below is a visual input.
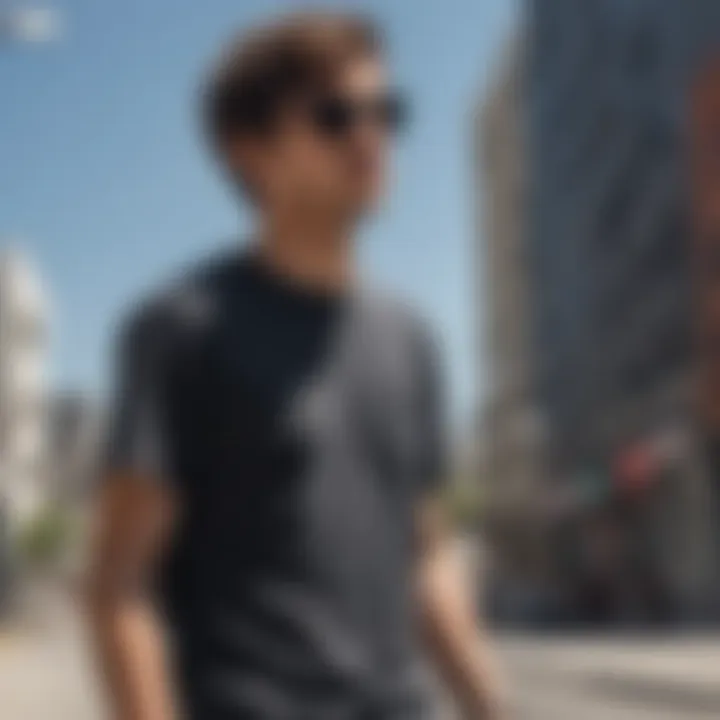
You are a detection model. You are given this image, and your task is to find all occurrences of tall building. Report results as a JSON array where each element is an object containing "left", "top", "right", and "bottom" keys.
[
  {"left": 529, "top": 0, "right": 697, "bottom": 475},
  {"left": 478, "top": 37, "right": 557, "bottom": 616},
  {"left": 478, "top": 37, "right": 540, "bottom": 508},
  {"left": 0, "top": 250, "right": 50, "bottom": 529},
  {"left": 479, "top": 1, "right": 720, "bottom": 624},
  {"left": 528, "top": 0, "right": 720, "bottom": 622}
]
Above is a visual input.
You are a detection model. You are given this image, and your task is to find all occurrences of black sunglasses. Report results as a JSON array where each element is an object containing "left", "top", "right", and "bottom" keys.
[{"left": 308, "top": 91, "right": 408, "bottom": 137}]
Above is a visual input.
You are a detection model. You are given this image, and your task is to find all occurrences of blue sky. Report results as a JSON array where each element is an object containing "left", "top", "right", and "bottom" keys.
[{"left": 1, "top": 0, "right": 518, "bottom": 422}]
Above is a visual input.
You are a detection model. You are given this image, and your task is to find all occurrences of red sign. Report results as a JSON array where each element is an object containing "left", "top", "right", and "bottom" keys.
[{"left": 613, "top": 445, "right": 657, "bottom": 494}]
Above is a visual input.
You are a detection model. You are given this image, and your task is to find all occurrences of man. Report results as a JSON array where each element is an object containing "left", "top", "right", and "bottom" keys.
[{"left": 88, "top": 12, "right": 502, "bottom": 720}]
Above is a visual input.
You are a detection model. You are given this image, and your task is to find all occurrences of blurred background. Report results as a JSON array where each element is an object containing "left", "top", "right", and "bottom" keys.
[{"left": 3, "top": 0, "right": 720, "bottom": 718}]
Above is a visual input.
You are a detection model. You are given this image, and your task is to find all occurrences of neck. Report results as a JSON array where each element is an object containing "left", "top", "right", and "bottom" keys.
[{"left": 256, "top": 210, "right": 354, "bottom": 294}]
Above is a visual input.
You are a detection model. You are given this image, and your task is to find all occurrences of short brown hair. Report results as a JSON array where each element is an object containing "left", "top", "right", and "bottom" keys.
[{"left": 203, "top": 11, "right": 382, "bottom": 150}]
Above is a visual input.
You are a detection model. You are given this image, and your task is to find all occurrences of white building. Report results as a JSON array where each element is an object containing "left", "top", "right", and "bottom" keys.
[{"left": 0, "top": 249, "right": 50, "bottom": 529}]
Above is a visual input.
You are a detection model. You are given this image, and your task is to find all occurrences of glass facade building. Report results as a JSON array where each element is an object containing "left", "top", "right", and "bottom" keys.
[{"left": 528, "top": 0, "right": 706, "bottom": 470}]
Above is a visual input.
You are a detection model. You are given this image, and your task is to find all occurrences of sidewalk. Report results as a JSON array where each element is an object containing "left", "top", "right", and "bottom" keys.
[
  {"left": 2, "top": 594, "right": 720, "bottom": 720},
  {"left": 501, "top": 634, "right": 720, "bottom": 718},
  {"left": 0, "top": 584, "right": 102, "bottom": 720}
]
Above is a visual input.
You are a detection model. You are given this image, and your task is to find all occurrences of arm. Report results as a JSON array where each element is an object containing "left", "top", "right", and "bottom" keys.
[
  {"left": 409, "top": 321, "right": 505, "bottom": 717},
  {"left": 87, "top": 305, "right": 182, "bottom": 720},
  {"left": 416, "top": 499, "right": 506, "bottom": 719},
  {"left": 86, "top": 473, "right": 179, "bottom": 720}
]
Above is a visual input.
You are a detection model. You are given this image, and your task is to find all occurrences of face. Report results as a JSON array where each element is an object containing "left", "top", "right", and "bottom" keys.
[{"left": 230, "top": 56, "right": 403, "bottom": 221}]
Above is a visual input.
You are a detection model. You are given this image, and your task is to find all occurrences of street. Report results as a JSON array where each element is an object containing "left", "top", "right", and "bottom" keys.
[
  {"left": 501, "top": 634, "right": 720, "bottom": 719},
  {"left": 1, "top": 591, "right": 720, "bottom": 719}
]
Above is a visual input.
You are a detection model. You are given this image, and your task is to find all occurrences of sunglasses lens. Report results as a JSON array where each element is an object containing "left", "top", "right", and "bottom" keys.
[
  {"left": 311, "top": 92, "right": 409, "bottom": 136},
  {"left": 378, "top": 93, "right": 408, "bottom": 132},
  {"left": 313, "top": 99, "right": 354, "bottom": 135}
]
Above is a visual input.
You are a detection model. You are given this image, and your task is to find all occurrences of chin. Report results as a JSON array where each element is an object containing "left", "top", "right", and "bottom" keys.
[
  {"left": 342, "top": 194, "right": 380, "bottom": 221},
  {"left": 323, "top": 180, "right": 383, "bottom": 220},
  {"left": 350, "top": 182, "right": 383, "bottom": 210}
]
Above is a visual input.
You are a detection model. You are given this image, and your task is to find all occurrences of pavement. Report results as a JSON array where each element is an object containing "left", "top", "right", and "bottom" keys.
[
  {"left": 0, "top": 584, "right": 103, "bottom": 720},
  {"left": 1, "top": 589, "right": 720, "bottom": 719},
  {"left": 499, "top": 634, "right": 720, "bottom": 719}
]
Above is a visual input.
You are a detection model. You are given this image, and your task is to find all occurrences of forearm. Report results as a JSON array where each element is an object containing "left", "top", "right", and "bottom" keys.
[
  {"left": 418, "top": 543, "right": 504, "bottom": 719},
  {"left": 423, "top": 608, "right": 502, "bottom": 718},
  {"left": 88, "top": 592, "right": 177, "bottom": 720}
]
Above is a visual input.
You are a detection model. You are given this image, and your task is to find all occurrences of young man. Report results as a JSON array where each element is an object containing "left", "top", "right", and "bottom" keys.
[{"left": 88, "top": 12, "right": 503, "bottom": 720}]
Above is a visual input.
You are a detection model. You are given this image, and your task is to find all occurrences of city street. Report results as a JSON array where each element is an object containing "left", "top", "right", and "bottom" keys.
[
  {"left": 500, "top": 634, "right": 720, "bottom": 719},
  {"left": 1, "top": 590, "right": 720, "bottom": 719}
]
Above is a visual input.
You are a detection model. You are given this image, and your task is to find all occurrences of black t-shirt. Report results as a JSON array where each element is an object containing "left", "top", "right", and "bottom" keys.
[{"left": 105, "top": 251, "right": 446, "bottom": 719}]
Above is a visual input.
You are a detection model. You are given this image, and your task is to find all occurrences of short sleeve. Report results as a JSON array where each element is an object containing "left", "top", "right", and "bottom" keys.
[
  {"left": 413, "top": 322, "right": 448, "bottom": 495},
  {"left": 103, "top": 306, "right": 177, "bottom": 484}
]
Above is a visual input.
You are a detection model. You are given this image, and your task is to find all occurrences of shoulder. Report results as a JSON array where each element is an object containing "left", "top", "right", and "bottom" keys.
[
  {"left": 114, "top": 249, "right": 240, "bottom": 360},
  {"left": 354, "top": 286, "right": 444, "bottom": 385},
  {"left": 356, "top": 285, "right": 441, "bottom": 356}
]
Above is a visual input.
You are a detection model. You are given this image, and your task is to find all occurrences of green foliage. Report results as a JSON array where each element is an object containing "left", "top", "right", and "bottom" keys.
[
  {"left": 443, "top": 481, "right": 485, "bottom": 530},
  {"left": 16, "top": 507, "right": 76, "bottom": 569}
]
